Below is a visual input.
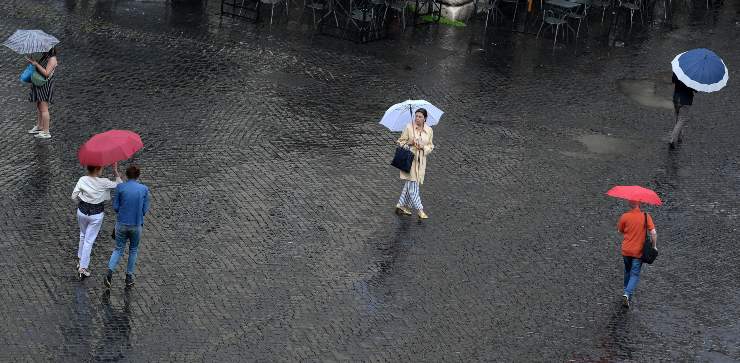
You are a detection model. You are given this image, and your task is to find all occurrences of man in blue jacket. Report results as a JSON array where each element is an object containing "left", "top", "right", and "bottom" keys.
[{"left": 105, "top": 165, "right": 149, "bottom": 288}]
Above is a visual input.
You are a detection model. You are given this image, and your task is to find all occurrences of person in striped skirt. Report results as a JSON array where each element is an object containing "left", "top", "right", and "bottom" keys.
[
  {"left": 395, "top": 108, "right": 435, "bottom": 219},
  {"left": 26, "top": 47, "right": 58, "bottom": 139}
]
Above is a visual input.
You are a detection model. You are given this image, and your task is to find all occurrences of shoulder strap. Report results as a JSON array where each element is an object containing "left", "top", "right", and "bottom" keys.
[{"left": 644, "top": 212, "right": 648, "bottom": 232}]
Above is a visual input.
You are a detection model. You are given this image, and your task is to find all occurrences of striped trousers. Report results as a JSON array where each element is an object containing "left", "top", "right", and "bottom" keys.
[{"left": 398, "top": 181, "right": 423, "bottom": 211}]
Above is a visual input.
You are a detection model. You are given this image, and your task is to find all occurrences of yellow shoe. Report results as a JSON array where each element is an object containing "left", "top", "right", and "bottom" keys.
[
  {"left": 395, "top": 204, "right": 412, "bottom": 215},
  {"left": 418, "top": 210, "right": 428, "bottom": 219}
]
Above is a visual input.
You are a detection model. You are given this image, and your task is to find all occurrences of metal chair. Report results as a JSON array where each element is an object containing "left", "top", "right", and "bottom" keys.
[
  {"left": 382, "top": 0, "right": 409, "bottom": 30},
  {"left": 537, "top": 9, "right": 569, "bottom": 47},
  {"left": 567, "top": 0, "right": 590, "bottom": 38},
  {"left": 618, "top": 0, "right": 642, "bottom": 28},
  {"left": 498, "top": 0, "right": 519, "bottom": 25},
  {"left": 349, "top": 0, "right": 384, "bottom": 42},
  {"left": 260, "top": 0, "right": 289, "bottom": 24},
  {"left": 474, "top": 0, "right": 500, "bottom": 30},
  {"left": 590, "top": 0, "right": 611, "bottom": 23},
  {"left": 305, "top": 0, "right": 330, "bottom": 27}
]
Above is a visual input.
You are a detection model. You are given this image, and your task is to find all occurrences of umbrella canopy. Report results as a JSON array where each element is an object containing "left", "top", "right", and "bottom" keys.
[
  {"left": 379, "top": 100, "right": 444, "bottom": 132},
  {"left": 2, "top": 30, "right": 59, "bottom": 54},
  {"left": 671, "top": 48, "right": 728, "bottom": 93},
  {"left": 78, "top": 130, "right": 143, "bottom": 166},
  {"left": 606, "top": 186, "right": 662, "bottom": 206}
]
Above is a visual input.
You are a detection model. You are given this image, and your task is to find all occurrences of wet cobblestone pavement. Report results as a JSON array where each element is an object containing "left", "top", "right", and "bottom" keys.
[{"left": 1, "top": 0, "right": 739, "bottom": 361}]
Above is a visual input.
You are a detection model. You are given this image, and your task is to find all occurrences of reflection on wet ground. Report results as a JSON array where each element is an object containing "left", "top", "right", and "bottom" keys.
[
  {"left": 618, "top": 79, "right": 675, "bottom": 109},
  {"left": 0, "top": 0, "right": 739, "bottom": 360},
  {"left": 578, "top": 134, "right": 632, "bottom": 154}
]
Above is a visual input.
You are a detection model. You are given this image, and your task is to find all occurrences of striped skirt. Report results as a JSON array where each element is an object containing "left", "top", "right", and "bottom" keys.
[
  {"left": 398, "top": 181, "right": 423, "bottom": 211},
  {"left": 29, "top": 78, "right": 55, "bottom": 104}
]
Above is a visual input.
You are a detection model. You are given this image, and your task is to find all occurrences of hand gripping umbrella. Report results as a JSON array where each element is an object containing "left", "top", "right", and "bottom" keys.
[
  {"left": 606, "top": 185, "right": 662, "bottom": 206},
  {"left": 78, "top": 130, "right": 143, "bottom": 166},
  {"left": 379, "top": 100, "right": 444, "bottom": 132},
  {"left": 2, "top": 30, "right": 59, "bottom": 54},
  {"left": 671, "top": 48, "right": 728, "bottom": 93}
]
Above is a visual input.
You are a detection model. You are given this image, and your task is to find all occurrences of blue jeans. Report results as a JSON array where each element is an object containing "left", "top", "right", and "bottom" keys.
[
  {"left": 623, "top": 256, "right": 642, "bottom": 298},
  {"left": 108, "top": 223, "right": 142, "bottom": 275}
]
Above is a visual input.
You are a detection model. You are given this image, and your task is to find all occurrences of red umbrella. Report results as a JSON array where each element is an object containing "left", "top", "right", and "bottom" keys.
[
  {"left": 606, "top": 185, "right": 662, "bottom": 206},
  {"left": 78, "top": 130, "right": 143, "bottom": 166}
]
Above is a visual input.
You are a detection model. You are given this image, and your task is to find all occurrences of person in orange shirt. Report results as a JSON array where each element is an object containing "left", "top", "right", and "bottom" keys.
[{"left": 617, "top": 200, "right": 658, "bottom": 308}]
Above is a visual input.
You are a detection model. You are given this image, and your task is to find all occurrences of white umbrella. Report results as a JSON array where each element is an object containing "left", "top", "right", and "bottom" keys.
[
  {"left": 2, "top": 30, "right": 59, "bottom": 54},
  {"left": 379, "top": 100, "right": 444, "bottom": 132}
]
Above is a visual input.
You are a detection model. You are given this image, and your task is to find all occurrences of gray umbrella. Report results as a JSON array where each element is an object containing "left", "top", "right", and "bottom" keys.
[{"left": 2, "top": 30, "right": 59, "bottom": 54}]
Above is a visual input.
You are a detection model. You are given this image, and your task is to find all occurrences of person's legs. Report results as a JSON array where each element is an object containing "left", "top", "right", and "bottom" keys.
[
  {"left": 35, "top": 102, "right": 42, "bottom": 129},
  {"left": 79, "top": 213, "right": 104, "bottom": 269},
  {"left": 38, "top": 101, "right": 50, "bottom": 133},
  {"left": 107, "top": 223, "right": 129, "bottom": 273},
  {"left": 398, "top": 181, "right": 410, "bottom": 207},
  {"left": 670, "top": 104, "right": 690, "bottom": 146},
  {"left": 624, "top": 258, "right": 643, "bottom": 298},
  {"left": 623, "top": 256, "right": 631, "bottom": 290},
  {"left": 77, "top": 210, "right": 88, "bottom": 261},
  {"left": 408, "top": 181, "right": 424, "bottom": 211},
  {"left": 125, "top": 226, "right": 142, "bottom": 275}
]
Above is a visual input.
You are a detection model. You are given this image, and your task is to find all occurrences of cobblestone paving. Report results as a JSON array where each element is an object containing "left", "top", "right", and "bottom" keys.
[{"left": 0, "top": 0, "right": 739, "bottom": 361}]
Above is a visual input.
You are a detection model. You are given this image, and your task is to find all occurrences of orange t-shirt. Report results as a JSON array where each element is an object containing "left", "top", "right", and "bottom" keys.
[{"left": 618, "top": 208, "right": 655, "bottom": 258}]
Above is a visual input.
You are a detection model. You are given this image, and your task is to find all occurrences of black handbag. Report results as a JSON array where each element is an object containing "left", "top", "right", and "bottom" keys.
[
  {"left": 391, "top": 146, "right": 414, "bottom": 173},
  {"left": 641, "top": 212, "right": 658, "bottom": 264}
]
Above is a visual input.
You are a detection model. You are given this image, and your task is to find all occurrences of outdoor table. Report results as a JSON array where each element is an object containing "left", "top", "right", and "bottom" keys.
[{"left": 544, "top": 0, "right": 580, "bottom": 10}]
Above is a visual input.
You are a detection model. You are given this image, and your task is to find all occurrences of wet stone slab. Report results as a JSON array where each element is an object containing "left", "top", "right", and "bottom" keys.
[{"left": 0, "top": 0, "right": 739, "bottom": 361}]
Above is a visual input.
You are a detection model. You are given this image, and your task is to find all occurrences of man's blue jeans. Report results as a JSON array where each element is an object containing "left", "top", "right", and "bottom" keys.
[
  {"left": 623, "top": 256, "right": 642, "bottom": 298},
  {"left": 108, "top": 223, "right": 142, "bottom": 275}
]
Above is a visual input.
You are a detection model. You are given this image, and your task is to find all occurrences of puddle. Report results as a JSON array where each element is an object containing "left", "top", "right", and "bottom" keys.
[
  {"left": 617, "top": 79, "right": 674, "bottom": 110},
  {"left": 559, "top": 151, "right": 597, "bottom": 159},
  {"left": 577, "top": 134, "right": 631, "bottom": 154}
]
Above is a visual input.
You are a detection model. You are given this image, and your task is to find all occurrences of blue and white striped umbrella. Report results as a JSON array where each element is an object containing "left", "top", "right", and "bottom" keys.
[
  {"left": 379, "top": 100, "right": 444, "bottom": 132},
  {"left": 671, "top": 48, "right": 728, "bottom": 93},
  {"left": 2, "top": 30, "right": 59, "bottom": 54}
]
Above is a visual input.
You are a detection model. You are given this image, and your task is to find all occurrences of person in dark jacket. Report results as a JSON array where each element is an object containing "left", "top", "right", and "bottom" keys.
[{"left": 670, "top": 73, "right": 696, "bottom": 148}]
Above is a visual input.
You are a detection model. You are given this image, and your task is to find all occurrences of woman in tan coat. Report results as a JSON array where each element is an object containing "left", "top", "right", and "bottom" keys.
[{"left": 395, "top": 108, "right": 434, "bottom": 219}]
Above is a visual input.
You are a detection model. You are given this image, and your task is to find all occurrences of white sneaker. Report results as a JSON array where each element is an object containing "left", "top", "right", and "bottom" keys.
[
  {"left": 34, "top": 131, "right": 51, "bottom": 139},
  {"left": 78, "top": 268, "right": 91, "bottom": 278},
  {"left": 28, "top": 126, "right": 41, "bottom": 134}
]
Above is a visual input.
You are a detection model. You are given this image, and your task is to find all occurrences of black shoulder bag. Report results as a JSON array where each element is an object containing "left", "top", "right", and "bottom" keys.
[
  {"left": 391, "top": 127, "right": 415, "bottom": 173},
  {"left": 641, "top": 212, "right": 658, "bottom": 264}
]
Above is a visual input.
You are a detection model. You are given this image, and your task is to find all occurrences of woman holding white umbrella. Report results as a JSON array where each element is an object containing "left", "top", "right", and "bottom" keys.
[
  {"left": 3, "top": 30, "right": 60, "bottom": 139},
  {"left": 395, "top": 108, "right": 435, "bottom": 219},
  {"left": 380, "top": 100, "right": 442, "bottom": 219},
  {"left": 26, "top": 46, "right": 58, "bottom": 139}
]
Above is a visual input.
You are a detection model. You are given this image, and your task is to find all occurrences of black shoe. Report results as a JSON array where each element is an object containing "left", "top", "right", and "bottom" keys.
[
  {"left": 125, "top": 274, "right": 135, "bottom": 287},
  {"left": 668, "top": 141, "right": 675, "bottom": 149},
  {"left": 622, "top": 294, "right": 630, "bottom": 308},
  {"left": 104, "top": 270, "right": 112, "bottom": 288}
]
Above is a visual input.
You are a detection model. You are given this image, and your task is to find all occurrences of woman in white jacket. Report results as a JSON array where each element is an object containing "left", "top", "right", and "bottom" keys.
[{"left": 72, "top": 164, "right": 121, "bottom": 278}]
